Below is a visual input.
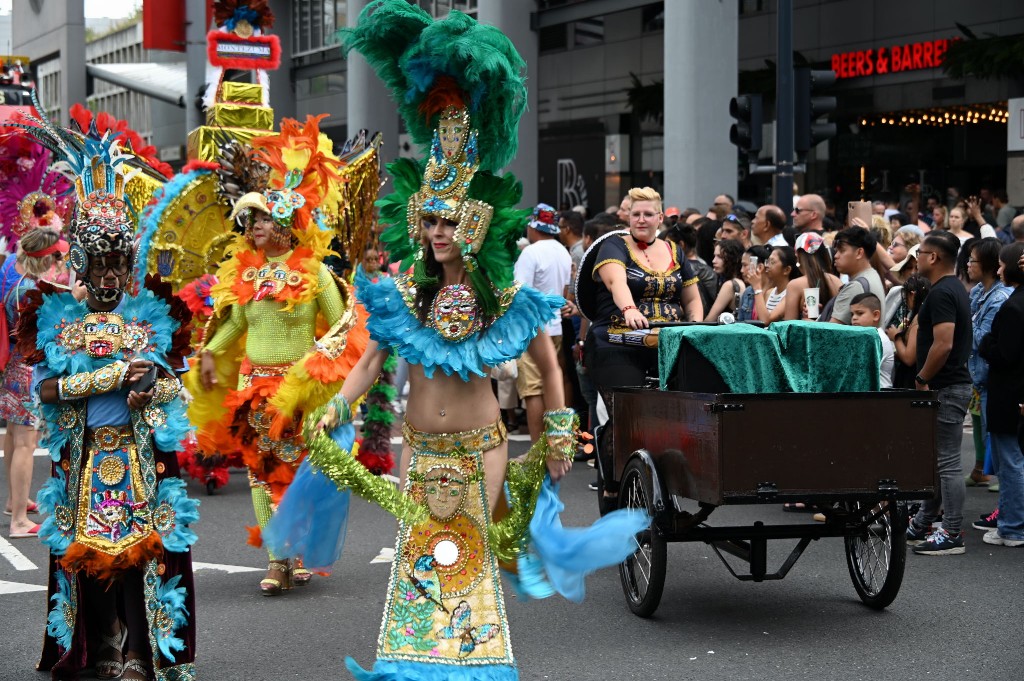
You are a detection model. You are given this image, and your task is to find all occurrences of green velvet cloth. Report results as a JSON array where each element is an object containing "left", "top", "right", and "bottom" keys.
[
  {"left": 658, "top": 321, "right": 882, "bottom": 393},
  {"left": 772, "top": 321, "right": 881, "bottom": 392},
  {"left": 658, "top": 324, "right": 790, "bottom": 393}
]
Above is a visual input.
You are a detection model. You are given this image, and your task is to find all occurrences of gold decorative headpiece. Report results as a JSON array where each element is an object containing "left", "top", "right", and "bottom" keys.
[{"left": 406, "top": 106, "right": 493, "bottom": 261}]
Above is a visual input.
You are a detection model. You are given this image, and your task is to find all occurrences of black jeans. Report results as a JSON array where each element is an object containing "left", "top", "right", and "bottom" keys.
[{"left": 584, "top": 342, "right": 658, "bottom": 491}]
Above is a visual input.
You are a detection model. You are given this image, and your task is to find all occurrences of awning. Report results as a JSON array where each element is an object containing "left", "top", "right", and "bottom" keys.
[{"left": 86, "top": 62, "right": 187, "bottom": 108}]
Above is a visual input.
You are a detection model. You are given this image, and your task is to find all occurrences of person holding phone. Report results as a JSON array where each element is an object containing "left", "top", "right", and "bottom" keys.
[{"left": 21, "top": 118, "right": 198, "bottom": 681}]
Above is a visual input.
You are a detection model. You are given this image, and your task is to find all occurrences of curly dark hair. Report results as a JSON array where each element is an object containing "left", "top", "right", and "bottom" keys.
[{"left": 715, "top": 238, "right": 745, "bottom": 280}]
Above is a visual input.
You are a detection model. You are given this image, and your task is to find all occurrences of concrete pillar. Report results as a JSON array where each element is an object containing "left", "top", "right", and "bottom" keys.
[
  {"left": 663, "top": 0, "right": 737, "bottom": 209},
  {"left": 268, "top": 0, "right": 296, "bottom": 122},
  {"left": 346, "top": 0, "right": 400, "bottom": 164},
  {"left": 185, "top": 0, "right": 207, "bottom": 132},
  {"left": 13, "top": 0, "right": 86, "bottom": 123},
  {"left": 477, "top": 0, "right": 538, "bottom": 207}
]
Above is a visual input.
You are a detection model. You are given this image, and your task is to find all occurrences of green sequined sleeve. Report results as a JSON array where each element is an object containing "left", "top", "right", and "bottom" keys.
[
  {"left": 303, "top": 408, "right": 427, "bottom": 524},
  {"left": 203, "top": 303, "right": 247, "bottom": 355},
  {"left": 315, "top": 264, "right": 346, "bottom": 327},
  {"left": 488, "top": 440, "right": 549, "bottom": 564}
]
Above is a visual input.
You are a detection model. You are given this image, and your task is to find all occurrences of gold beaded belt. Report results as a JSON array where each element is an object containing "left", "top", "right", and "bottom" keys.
[
  {"left": 247, "top": 363, "right": 291, "bottom": 378},
  {"left": 87, "top": 425, "right": 135, "bottom": 452},
  {"left": 402, "top": 419, "right": 507, "bottom": 456}
]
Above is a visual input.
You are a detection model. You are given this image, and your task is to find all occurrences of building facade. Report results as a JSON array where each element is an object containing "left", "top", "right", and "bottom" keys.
[{"left": 13, "top": 0, "right": 1024, "bottom": 213}]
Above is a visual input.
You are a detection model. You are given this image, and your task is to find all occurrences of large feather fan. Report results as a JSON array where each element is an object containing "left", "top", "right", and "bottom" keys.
[
  {"left": 215, "top": 138, "right": 271, "bottom": 219},
  {"left": 0, "top": 124, "right": 73, "bottom": 246}
]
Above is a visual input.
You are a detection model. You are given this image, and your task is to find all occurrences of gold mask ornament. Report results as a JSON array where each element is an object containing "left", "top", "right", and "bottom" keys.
[{"left": 406, "top": 107, "right": 494, "bottom": 264}]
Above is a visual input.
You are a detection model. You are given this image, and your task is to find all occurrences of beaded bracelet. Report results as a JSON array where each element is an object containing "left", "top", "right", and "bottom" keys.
[
  {"left": 621, "top": 305, "right": 638, "bottom": 313},
  {"left": 326, "top": 393, "right": 353, "bottom": 428},
  {"left": 57, "top": 361, "right": 129, "bottom": 401},
  {"left": 543, "top": 408, "right": 578, "bottom": 461}
]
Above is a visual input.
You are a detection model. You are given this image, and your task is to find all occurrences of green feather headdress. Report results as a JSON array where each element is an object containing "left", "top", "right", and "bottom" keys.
[{"left": 342, "top": 0, "right": 529, "bottom": 316}]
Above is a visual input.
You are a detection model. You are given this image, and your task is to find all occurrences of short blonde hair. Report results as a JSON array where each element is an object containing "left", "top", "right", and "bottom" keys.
[
  {"left": 870, "top": 215, "right": 892, "bottom": 249},
  {"left": 16, "top": 227, "right": 63, "bottom": 278},
  {"left": 627, "top": 186, "right": 663, "bottom": 213}
]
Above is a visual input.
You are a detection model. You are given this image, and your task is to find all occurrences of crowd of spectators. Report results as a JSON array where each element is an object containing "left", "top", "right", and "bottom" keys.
[{"left": 496, "top": 185, "right": 1024, "bottom": 554}]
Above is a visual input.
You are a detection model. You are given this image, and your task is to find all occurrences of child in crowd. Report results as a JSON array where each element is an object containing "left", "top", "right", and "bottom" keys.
[{"left": 850, "top": 292, "right": 895, "bottom": 389}]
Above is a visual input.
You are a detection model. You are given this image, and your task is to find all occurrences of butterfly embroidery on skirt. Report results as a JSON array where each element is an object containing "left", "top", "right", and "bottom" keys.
[{"left": 439, "top": 600, "right": 499, "bottom": 657}]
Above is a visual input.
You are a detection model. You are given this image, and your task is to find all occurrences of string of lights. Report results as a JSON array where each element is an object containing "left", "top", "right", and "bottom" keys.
[{"left": 859, "top": 102, "right": 1009, "bottom": 127}]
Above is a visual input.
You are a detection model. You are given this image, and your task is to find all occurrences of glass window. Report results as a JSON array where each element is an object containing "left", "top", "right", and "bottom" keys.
[
  {"left": 573, "top": 17, "right": 603, "bottom": 47},
  {"left": 539, "top": 24, "right": 567, "bottom": 53},
  {"left": 642, "top": 6, "right": 664, "bottom": 33}
]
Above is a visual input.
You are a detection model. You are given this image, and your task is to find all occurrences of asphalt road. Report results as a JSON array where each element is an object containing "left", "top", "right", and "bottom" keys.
[{"left": 1, "top": 429, "right": 1021, "bottom": 681}]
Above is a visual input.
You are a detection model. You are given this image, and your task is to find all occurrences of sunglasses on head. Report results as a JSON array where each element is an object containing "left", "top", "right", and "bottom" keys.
[{"left": 724, "top": 214, "right": 741, "bottom": 224}]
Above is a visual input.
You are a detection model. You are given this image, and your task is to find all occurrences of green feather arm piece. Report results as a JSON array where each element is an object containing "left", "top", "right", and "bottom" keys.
[
  {"left": 487, "top": 439, "right": 550, "bottom": 564},
  {"left": 303, "top": 408, "right": 427, "bottom": 525}
]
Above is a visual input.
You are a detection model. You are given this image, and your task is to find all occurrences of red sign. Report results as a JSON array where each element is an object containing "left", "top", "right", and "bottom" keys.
[
  {"left": 206, "top": 32, "right": 282, "bottom": 71},
  {"left": 831, "top": 38, "right": 957, "bottom": 80},
  {"left": 143, "top": 0, "right": 215, "bottom": 53}
]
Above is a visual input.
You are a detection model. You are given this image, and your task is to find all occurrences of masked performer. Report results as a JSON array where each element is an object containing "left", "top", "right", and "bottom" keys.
[
  {"left": 194, "top": 116, "right": 368, "bottom": 595},
  {"left": 264, "top": 4, "right": 647, "bottom": 679},
  {"left": 17, "top": 117, "right": 197, "bottom": 680}
]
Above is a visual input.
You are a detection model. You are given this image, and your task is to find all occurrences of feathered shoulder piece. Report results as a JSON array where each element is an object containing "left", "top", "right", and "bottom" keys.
[{"left": 341, "top": 0, "right": 526, "bottom": 172}]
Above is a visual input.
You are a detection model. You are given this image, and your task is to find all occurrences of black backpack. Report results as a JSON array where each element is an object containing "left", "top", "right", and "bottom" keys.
[{"left": 818, "top": 276, "right": 870, "bottom": 323}]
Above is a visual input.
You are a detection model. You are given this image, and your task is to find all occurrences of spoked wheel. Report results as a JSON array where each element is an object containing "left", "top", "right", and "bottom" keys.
[
  {"left": 844, "top": 500, "right": 907, "bottom": 609},
  {"left": 618, "top": 458, "right": 666, "bottom": 617}
]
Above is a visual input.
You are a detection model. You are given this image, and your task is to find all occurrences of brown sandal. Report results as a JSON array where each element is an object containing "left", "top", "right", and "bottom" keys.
[
  {"left": 121, "top": 657, "right": 153, "bottom": 681},
  {"left": 260, "top": 560, "right": 291, "bottom": 596},
  {"left": 292, "top": 558, "right": 312, "bottom": 586},
  {"left": 94, "top": 626, "right": 126, "bottom": 679}
]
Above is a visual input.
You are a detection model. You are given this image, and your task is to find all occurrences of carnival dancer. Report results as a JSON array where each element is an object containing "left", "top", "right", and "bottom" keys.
[
  {"left": 194, "top": 115, "right": 369, "bottom": 595},
  {"left": 264, "top": 4, "right": 647, "bottom": 679},
  {"left": 16, "top": 116, "right": 198, "bottom": 680}
]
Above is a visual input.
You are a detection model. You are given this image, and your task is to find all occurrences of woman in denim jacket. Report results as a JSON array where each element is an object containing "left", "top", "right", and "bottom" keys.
[{"left": 966, "top": 238, "right": 1011, "bottom": 489}]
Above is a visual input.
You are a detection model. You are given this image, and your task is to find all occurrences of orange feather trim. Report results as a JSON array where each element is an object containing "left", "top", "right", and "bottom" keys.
[
  {"left": 59, "top": 532, "right": 164, "bottom": 582},
  {"left": 224, "top": 247, "right": 319, "bottom": 312},
  {"left": 418, "top": 75, "right": 467, "bottom": 119},
  {"left": 221, "top": 374, "right": 305, "bottom": 504},
  {"left": 267, "top": 303, "right": 370, "bottom": 439},
  {"left": 246, "top": 525, "right": 265, "bottom": 548}
]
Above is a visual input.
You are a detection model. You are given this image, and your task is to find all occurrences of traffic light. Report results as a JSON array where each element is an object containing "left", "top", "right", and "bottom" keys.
[
  {"left": 729, "top": 94, "right": 763, "bottom": 161},
  {"left": 794, "top": 67, "right": 837, "bottom": 157}
]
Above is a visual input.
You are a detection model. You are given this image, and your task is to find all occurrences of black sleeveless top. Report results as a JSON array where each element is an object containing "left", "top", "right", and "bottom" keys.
[{"left": 589, "top": 235, "right": 697, "bottom": 348}]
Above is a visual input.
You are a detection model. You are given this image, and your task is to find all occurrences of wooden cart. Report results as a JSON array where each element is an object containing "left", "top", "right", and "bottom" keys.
[{"left": 598, "top": 343, "right": 938, "bottom": 617}]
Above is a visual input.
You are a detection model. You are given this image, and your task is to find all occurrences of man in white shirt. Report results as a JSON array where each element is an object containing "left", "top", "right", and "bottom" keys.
[
  {"left": 514, "top": 203, "right": 572, "bottom": 442},
  {"left": 752, "top": 204, "right": 788, "bottom": 247}
]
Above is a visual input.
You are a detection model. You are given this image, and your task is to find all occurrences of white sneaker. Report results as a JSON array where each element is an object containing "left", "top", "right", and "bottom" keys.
[{"left": 982, "top": 529, "right": 1024, "bottom": 547}]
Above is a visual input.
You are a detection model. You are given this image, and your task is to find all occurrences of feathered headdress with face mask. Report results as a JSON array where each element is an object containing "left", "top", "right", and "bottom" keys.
[
  {"left": 9, "top": 94, "right": 166, "bottom": 301},
  {"left": 342, "top": 0, "right": 529, "bottom": 316}
]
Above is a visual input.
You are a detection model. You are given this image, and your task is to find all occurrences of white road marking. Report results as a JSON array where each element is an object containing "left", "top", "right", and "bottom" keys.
[
  {"left": 191, "top": 562, "right": 263, "bottom": 574},
  {"left": 0, "top": 579, "right": 47, "bottom": 595},
  {"left": 0, "top": 535, "right": 38, "bottom": 571},
  {"left": 0, "top": 448, "right": 51, "bottom": 458},
  {"left": 370, "top": 547, "right": 394, "bottom": 564}
]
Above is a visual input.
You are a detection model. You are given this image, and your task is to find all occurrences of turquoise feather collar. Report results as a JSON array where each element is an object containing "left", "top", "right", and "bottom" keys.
[{"left": 356, "top": 270, "right": 563, "bottom": 381}]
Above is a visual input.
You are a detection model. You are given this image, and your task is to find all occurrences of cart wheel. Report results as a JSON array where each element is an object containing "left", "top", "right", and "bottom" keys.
[
  {"left": 844, "top": 501, "right": 907, "bottom": 609},
  {"left": 618, "top": 458, "right": 667, "bottom": 618}
]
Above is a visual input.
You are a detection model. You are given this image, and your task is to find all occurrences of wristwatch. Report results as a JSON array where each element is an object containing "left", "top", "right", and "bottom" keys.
[{"left": 915, "top": 374, "right": 929, "bottom": 385}]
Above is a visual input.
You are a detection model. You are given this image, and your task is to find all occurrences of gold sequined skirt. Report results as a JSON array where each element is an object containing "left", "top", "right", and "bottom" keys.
[{"left": 375, "top": 419, "right": 513, "bottom": 667}]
